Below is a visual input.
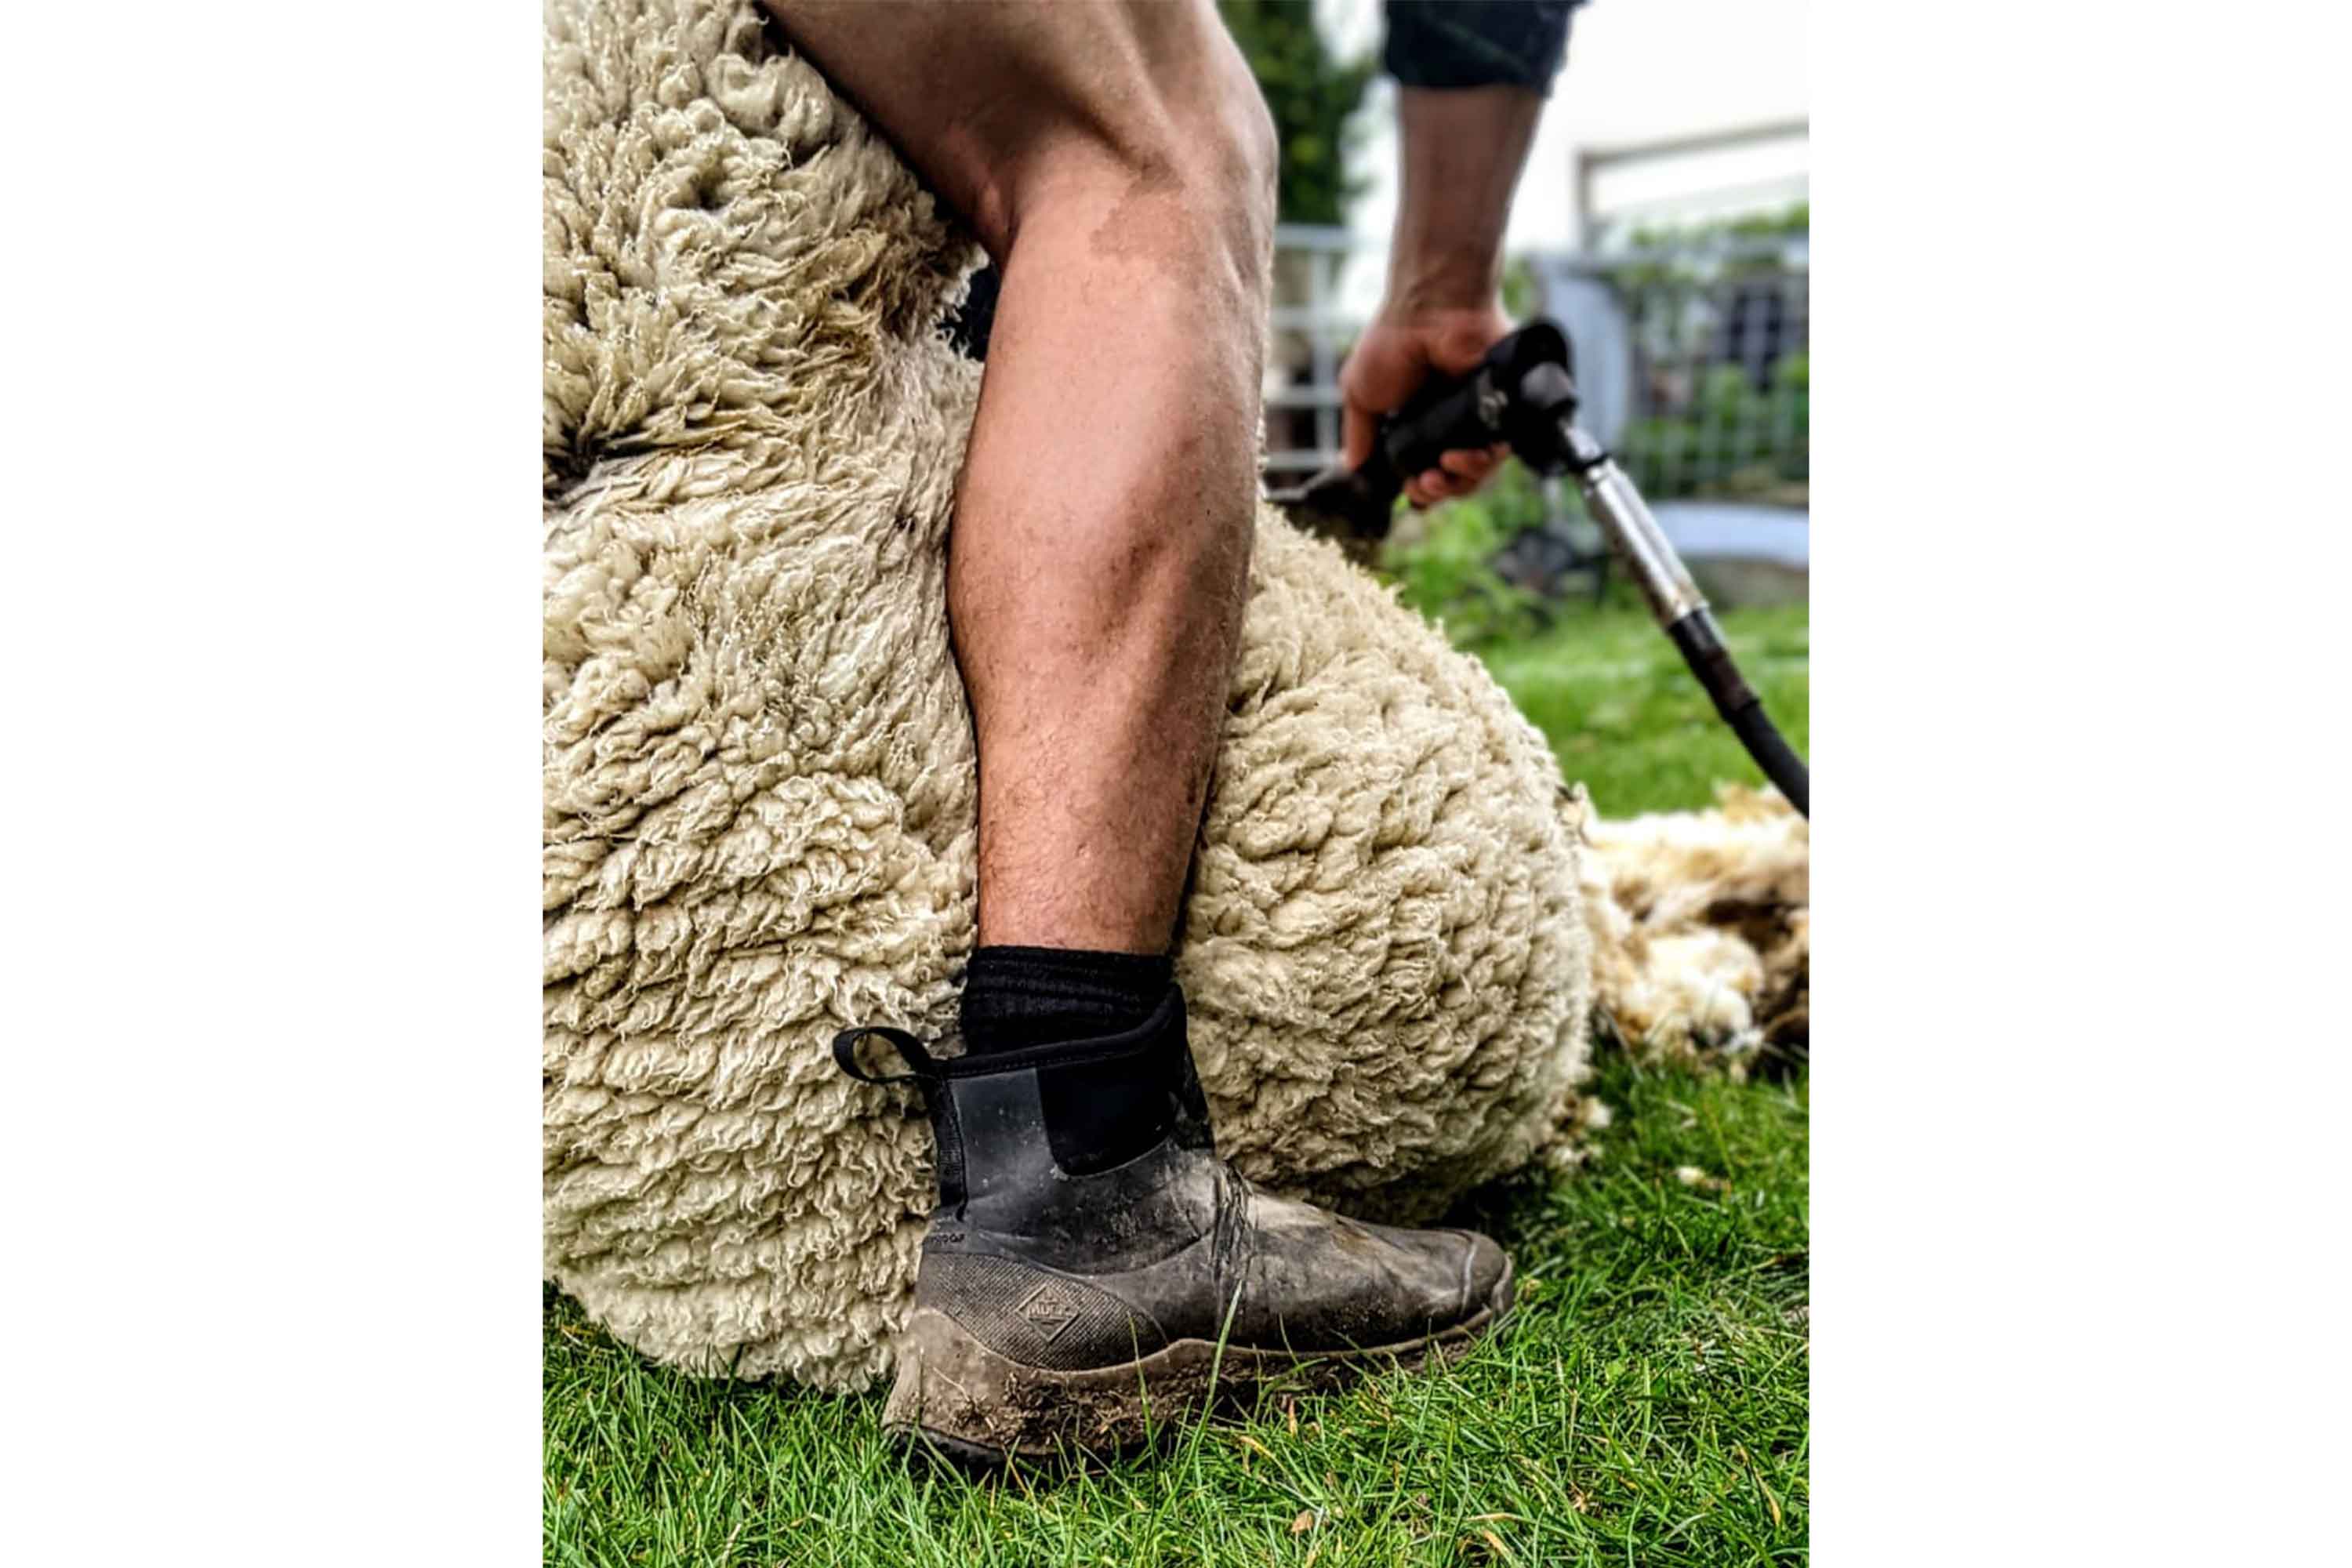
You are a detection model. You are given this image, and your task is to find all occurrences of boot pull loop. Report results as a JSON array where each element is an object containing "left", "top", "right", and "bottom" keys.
[
  {"left": 927, "top": 985, "right": 1185, "bottom": 1079},
  {"left": 832, "top": 986, "right": 1185, "bottom": 1086},
  {"left": 832, "top": 1025, "right": 941, "bottom": 1086}
]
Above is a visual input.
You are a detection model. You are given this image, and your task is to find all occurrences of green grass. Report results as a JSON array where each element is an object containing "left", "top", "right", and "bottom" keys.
[
  {"left": 545, "top": 602, "right": 1810, "bottom": 1566},
  {"left": 1478, "top": 601, "right": 1809, "bottom": 816}
]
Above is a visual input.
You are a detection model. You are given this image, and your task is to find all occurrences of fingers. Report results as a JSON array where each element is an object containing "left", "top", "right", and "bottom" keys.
[
  {"left": 1338, "top": 324, "right": 1430, "bottom": 471},
  {"left": 1339, "top": 401, "right": 1377, "bottom": 472},
  {"left": 1439, "top": 446, "right": 1500, "bottom": 483},
  {"left": 1404, "top": 466, "right": 1476, "bottom": 507},
  {"left": 1403, "top": 443, "right": 1511, "bottom": 509}
]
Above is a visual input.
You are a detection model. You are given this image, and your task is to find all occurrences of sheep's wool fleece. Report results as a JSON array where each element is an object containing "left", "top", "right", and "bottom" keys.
[
  {"left": 543, "top": 0, "right": 1593, "bottom": 1390},
  {"left": 1581, "top": 786, "right": 1808, "bottom": 1070}
]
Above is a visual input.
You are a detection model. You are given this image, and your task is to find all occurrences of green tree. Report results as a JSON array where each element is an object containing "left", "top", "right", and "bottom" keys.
[{"left": 1219, "top": 0, "right": 1377, "bottom": 226}]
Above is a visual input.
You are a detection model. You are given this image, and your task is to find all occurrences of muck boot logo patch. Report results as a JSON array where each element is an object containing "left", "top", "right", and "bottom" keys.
[{"left": 1018, "top": 1281, "right": 1080, "bottom": 1341}]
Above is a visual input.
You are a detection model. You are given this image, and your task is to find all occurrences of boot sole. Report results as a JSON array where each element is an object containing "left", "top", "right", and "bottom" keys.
[{"left": 883, "top": 1257, "right": 1515, "bottom": 1472}]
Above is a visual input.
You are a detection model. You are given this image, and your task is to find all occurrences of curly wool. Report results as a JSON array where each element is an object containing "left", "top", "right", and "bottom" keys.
[
  {"left": 543, "top": 0, "right": 1592, "bottom": 1391},
  {"left": 1581, "top": 786, "right": 1809, "bottom": 1069}
]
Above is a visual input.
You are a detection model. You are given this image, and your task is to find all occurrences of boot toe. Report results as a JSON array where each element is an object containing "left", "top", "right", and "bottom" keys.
[{"left": 1451, "top": 1229, "right": 1512, "bottom": 1322}]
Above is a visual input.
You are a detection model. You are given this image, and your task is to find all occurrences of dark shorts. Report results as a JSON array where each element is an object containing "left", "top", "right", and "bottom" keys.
[{"left": 1383, "top": 0, "right": 1585, "bottom": 96}]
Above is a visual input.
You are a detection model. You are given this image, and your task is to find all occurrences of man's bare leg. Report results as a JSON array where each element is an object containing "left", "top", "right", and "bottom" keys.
[
  {"left": 789, "top": 4, "right": 1512, "bottom": 1466},
  {"left": 780, "top": 1, "right": 1271, "bottom": 954}
]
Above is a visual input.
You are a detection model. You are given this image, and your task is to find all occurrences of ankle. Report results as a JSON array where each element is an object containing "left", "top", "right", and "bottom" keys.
[
  {"left": 959, "top": 946, "right": 1181, "bottom": 1174},
  {"left": 960, "top": 945, "right": 1172, "bottom": 1054}
]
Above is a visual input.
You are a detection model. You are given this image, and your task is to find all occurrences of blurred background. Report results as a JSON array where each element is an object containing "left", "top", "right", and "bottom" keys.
[
  {"left": 1223, "top": 0, "right": 1806, "bottom": 808},
  {"left": 1232, "top": 0, "right": 1809, "bottom": 704}
]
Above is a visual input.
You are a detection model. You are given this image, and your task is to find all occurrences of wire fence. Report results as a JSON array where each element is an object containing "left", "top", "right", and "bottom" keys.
[{"left": 1265, "top": 224, "right": 1809, "bottom": 508}]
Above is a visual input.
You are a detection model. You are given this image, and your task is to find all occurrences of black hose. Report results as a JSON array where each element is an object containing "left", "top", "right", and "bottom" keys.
[
  {"left": 1666, "top": 608, "right": 1809, "bottom": 818},
  {"left": 1726, "top": 701, "right": 1809, "bottom": 818}
]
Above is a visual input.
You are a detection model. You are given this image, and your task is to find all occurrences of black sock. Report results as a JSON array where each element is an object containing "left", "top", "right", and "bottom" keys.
[
  {"left": 960, "top": 945, "right": 1172, "bottom": 1053},
  {"left": 960, "top": 945, "right": 1177, "bottom": 1173}
]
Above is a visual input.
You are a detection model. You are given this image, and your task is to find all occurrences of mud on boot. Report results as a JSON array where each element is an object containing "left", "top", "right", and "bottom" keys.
[{"left": 834, "top": 987, "right": 1515, "bottom": 1468}]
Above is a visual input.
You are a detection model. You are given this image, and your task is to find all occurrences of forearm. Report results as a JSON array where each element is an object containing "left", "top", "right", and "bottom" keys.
[{"left": 1388, "top": 85, "right": 1544, "bottom": 313}]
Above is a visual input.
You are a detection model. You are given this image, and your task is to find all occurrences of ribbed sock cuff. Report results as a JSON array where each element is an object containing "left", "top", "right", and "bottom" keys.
[
  {"left": 957, "top": 944, "right": 1180, "bottom": 1174},
  {"left": 959, "top": 945, "right": 1174, "bottom": 1054}
]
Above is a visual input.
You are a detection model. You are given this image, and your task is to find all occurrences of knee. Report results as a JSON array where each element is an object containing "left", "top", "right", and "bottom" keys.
[
  {"left": 1160, "top": 53, "right": 1279, "bottom": 309},
  {"left": 978, "top": 15, "right": 1277, "bottom": 303},
  {"left": 1215, "top": 59, "right": 1281, "bottom": 282},
  {"left": 1202, "top": 30, "right": 1280, "bottom": 241}
]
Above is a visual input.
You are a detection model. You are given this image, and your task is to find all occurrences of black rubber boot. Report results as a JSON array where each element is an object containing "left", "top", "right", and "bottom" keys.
[{"left": 833, "top": 986, "right": 1514, "bottom": 1467}]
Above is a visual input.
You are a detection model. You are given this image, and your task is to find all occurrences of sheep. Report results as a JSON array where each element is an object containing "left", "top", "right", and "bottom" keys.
[
  {"left": 543, "top": 0, "right": 1595, "bottom": 1391},
  {"left": 542, "top": 0, "right": 1804, "bottom": 1392}
]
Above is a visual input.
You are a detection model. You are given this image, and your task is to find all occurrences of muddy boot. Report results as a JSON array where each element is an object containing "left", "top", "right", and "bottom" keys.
[{"left": 833, "top": 985, "right": 1513, "bottom": 1468}]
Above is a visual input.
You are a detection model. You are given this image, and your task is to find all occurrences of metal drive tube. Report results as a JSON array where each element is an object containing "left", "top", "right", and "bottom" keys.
[
  {"left": 1576, "top": 456, "right": 1704, "bottom": 625},
  {"left": 1574, "top": 450, "right": 1810, "bottom": 817}
]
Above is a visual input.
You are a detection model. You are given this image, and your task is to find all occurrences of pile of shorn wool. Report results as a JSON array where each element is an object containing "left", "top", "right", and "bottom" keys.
[
  {"left": 543, "top": 0, "right": 1806, "bottom": 1391},
  {"left": 1578, "top": 786, "right": 1808, "bottom": 1070}
]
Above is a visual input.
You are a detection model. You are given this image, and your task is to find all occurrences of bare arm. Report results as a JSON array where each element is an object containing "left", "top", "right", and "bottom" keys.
[{"left": 1341, "top": 85, "right": 1545, "bottom": 507}]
